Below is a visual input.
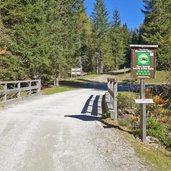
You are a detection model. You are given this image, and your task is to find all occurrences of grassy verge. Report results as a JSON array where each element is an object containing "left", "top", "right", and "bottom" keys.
[
  {"left": 41, "top": 73, "right": 101, "bottom": 95},
  {"left": 102, "top": 118, "right": 171, "bottom": 171},
  {"left": 116, "top": 70, "right": 169, "bottom": 84},
  {"left": 41, "top": 86, "right": 76, "bottom": 95},
  {"left": 65, "top": 73, "right": 101, "bottom": 82},
  {"left": 123, "top": 131, "right": 171, "bottom": 171}
]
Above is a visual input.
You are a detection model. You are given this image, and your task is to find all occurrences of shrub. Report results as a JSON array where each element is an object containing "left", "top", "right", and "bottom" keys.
[{"left": 147, "top": 118, "right": 171, "bottom": 148}]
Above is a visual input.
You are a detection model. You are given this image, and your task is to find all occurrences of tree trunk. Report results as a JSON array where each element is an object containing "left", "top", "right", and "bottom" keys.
[
  {"left": 53, "top": 73, "right": 60, "bottom": 87},
  {"left": 99, "top": 59, "right": 104, "bottom": 73}
]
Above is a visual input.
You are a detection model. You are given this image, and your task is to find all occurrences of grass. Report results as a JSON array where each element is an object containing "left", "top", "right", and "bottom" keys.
[
  {"left": 118, "top": 91, "right": 139, "bottom": 98},
  {"left": 116, "top": 70, "right": 169, "bottom": 84},
  {"left": 102, "top": 118, "right": 171, "bottom": 171},
  {"left": 146, "top": 70, "right": 170, "bottom": 84},
  {"left": 123, "top": 131, "right": 171, "bottom": 171},
  {"left": 41, "top": 86, "right": 76, "bottom": 95},
  {"left": 80, "top": 73, "right": 102, "bottom": 80},
  {"left": 65, "top": 73, "right": 101, "bottom": 82},
  {"left": 41, "top": 73, "right": 101, "bottom": 95}
]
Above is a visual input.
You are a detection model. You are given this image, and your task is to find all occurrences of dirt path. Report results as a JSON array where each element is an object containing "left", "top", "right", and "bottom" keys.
[{"left": 0, "top": 88, "right": 151, "bottom": 171}]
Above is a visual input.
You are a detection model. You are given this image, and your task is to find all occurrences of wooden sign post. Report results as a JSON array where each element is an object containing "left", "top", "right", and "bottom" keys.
[{"left": 130, "top": 44, "right": 158, "bottom": 142}]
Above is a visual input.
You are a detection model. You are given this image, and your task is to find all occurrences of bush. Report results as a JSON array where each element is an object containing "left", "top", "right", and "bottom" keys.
[{"left": 147, "top": 118, "right": 171, "bottom": 148}]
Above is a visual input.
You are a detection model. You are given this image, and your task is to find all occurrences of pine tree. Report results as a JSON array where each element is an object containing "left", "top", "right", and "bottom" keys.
[
  {"left": 0, "top": 0, "right": 50, "bottom": 79},
  {"left": 110, "top": 9, "right": 126, "bottom": 70},
  {"left": 140, "top": 0, "right": 171, "bottom": 69},
  {"left": 0, "top": 15, "right": 10, "bottom": 49},
  {"left": 91, "top": 0, "right": 109, "bottom": 73},
  {"left": 0, "top": 14, "right": 26, "bottom": 80},
  {"left": 46, "top": 0, "right": 84, "bottom": 86},
  {"left": 76, "top": 2, "right": 91, "bottom": 72}
]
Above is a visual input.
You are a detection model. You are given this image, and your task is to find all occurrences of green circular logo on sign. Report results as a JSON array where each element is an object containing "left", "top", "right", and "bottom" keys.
[{"left": 137, "top": 52, "right": 150, "bottom": 66}]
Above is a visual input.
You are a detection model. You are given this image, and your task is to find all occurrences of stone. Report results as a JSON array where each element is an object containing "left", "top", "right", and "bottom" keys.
[
  {"left": 168, "top": 132, "right": 171, "bottom": 138},
  {"left": 124, "top": 108, "right": 135, "bottom": 115},
  {"left": 146, "top": 136, "right": 159, "bottom": 144}
]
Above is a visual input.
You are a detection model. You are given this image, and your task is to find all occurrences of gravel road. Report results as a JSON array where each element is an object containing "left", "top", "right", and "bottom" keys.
[{"left": 0, "top": 88, "right": 151, "bottom": 171}]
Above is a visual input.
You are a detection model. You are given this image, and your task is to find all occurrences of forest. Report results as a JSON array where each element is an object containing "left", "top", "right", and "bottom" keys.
[{"left": 0, "top": 0, "right": 170, "bottom": 85}]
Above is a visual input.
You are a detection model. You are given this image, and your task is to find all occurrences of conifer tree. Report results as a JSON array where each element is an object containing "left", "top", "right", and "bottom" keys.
[
  {"left": 0, "top": 0, "right": 49, "bottom": 79},
  {"left": 110, "top": 9, "right": 126, "bottom": 70},
  {"left": 91, "top": 0, "right": 109, "bottom": 73},
  {"left": 140, "top": 0, "right": 171, "bottom": 69}
]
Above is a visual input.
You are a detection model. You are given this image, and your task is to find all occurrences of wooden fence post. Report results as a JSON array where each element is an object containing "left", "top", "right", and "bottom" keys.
[
  {"left": 113, "top": 81, "right": 118, "bottom": 120},
  {"left": 29, "top": 81, "right": 32, "bottom": 96},
  {"left": 37, "top": 80, "right": 41, "bottom": 94},
  {"left": 3, "top": 83, "right": 7, "bottom": 101},
  {"left": 17, "top": 82, "right": 21, "bottom": 98},
  {"left": 107, "top": 78, "right": 118, "bottom": 120}
]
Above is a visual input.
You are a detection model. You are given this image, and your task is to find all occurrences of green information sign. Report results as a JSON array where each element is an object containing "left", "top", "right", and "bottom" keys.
[
  {"left": 137, "top": 52, "right": 150, "bottom": 66},
  {"left": 130, "top": 44, "right": 157, "bottom": 79}
]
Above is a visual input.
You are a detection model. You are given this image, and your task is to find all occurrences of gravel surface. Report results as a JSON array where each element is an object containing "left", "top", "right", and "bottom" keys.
[{"left": 0, "top": 88, "right": 151, "bottom": 171}]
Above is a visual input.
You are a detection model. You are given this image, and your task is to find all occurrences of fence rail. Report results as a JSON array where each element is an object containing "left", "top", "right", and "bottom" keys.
[
  {"left": 106, "top": 78, "right": 118, "bottom": 120},
  {"left": 0, "top": 80, "right": 41, "bottom": 105}
]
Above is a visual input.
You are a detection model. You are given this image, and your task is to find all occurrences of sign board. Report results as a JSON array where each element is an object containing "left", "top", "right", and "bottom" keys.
[
  {"left": 71, "top": 68, "right": 82, "bottom": 77},
  {"left": 130, "top": 45, "right": 158, "bottom": 79},
  {"left": 135, "top": 99, "right": 154, "bottom": 104},
  {"left": 130, "top": 45, "right": 158, "bottom": 142}
]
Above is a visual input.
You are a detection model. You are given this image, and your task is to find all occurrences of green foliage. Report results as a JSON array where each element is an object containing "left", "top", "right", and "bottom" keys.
[
  {"left": 140, "top": 0, "right": 171, "bottom": 70},
  {"left": 0, "top": 15, "right": 11, "bottom": 48},
  {"left": 147, "top": 118, "right": 171, "bottom": 148},
  {"left": 118, "top": 92, "right": 132, "bottom": 109},
  {"left": 0, "top": 0, "right": 170, "bottom": 87},
  {"left": 90, "top": 0, "right": 110, "bottom": 73},
  {"left": 0, "top": 0, "right": 86, "bottom": 84},
  {"left": 41, "top": 86, "right": 76, "bottom": 95},
  {"left": 110, "top": 9, "right": 127, "bottom": 70},
  {"left": 0, "top": 56, "right": 26, "bottom": 80}
]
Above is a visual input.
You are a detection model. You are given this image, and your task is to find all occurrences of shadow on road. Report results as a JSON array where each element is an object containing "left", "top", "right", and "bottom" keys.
[
  {"left": 60, "top": 80, "right": 107, "bottom": 91},
  {"left": 65, "top": 114, "right": 100, "bottom": 121},
  {"left": 65, "top": 94, "right": 102, "bottom": 121},
  {"left": 81, "top": 95, "right": 93, "bottom": 114},
  {"left": 65, "top": 94, "right": 133, "bottom": 135}
]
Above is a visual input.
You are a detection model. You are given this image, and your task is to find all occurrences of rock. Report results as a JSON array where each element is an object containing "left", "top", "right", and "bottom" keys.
[
  {"left": 168, "top": 132, "right": 171, "bottom": 138},
  {"left": 124, "top": 108, "right": 135, "bottom": 115},
  {"left": 146, "top": 136, "right": 159, "bottom": 149},
  {"left": 118, "top": 109, "right": 122, "bottom": 115},
  {"left": 146, "top": 136, "right": 159, "bottom": 144},
  {"left": 136, "top": 137, "right": 141, "bottom": 142}
]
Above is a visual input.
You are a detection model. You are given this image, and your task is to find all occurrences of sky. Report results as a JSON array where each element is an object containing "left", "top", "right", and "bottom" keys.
[{"left": 84, "top": 0, "right": 145, "bottom": 29}]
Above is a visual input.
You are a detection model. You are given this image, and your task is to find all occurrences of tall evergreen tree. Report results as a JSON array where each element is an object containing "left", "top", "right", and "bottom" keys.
[
  {"left": 140, "top": 0, "right": 171, "bottom": 69},
  {"left": 0, "top": 14, "right": 26, "bottom": 80},
  {"left": 0, "top": 0, "right": 50, "bottom": 79},
  {"left": 46, "top": 0, "right": 84, "bottom": 86},
  {"left": 77, "top": 3, "right": 92, "bottom": 72},
  {"left": 110, "top": 9, "right": 126, "bottom": 70},
  {"left": 91, "top": 0, "right": 109, "bottom": 73}
]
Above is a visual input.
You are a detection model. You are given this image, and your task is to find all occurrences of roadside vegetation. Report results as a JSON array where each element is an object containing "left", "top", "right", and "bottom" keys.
[
  {"left": 116, "top": 70, "right": 170, "bottom": 84},
  {"left": 41, "top": 73, "right": 101, "bottom": 95},
  {"left": 0, "top": 0, "right": 170, "bottom": 87},
  {"left": 41, "top": 86, "right": 76, "bottom": 95}
]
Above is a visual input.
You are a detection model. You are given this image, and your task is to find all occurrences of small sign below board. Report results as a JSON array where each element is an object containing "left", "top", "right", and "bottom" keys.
[
  {"left": 130, "top": 45, "right": 158, "bottom": 79},
  {"left": 135, "top": 99, "right": 154, "bottom": 104}
]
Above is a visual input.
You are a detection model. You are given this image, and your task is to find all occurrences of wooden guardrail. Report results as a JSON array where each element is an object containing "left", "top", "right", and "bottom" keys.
[
  {"left": 0, "top": 80, "right": 41, "bottom": 105},
  {"left": 106, "top": 78, "right": 118, "bottom": 120}
]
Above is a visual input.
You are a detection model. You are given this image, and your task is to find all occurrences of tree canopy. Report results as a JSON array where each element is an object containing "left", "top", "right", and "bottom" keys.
[{"left": 0, "top": 0, "right": 170, "bottom": 84}]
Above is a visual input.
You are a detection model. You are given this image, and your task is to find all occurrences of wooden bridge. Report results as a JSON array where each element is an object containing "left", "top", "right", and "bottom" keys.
[{"left": 0, "top": 80, "right": 41, "bottom": 105}]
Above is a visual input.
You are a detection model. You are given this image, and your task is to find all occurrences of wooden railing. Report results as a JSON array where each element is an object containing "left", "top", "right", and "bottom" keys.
[
  {"left": 0, "top": 80, "right": 41, "bottom": 105},
  {"left": 106, "top": 78, "right": 118, "bottom": 120}
]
